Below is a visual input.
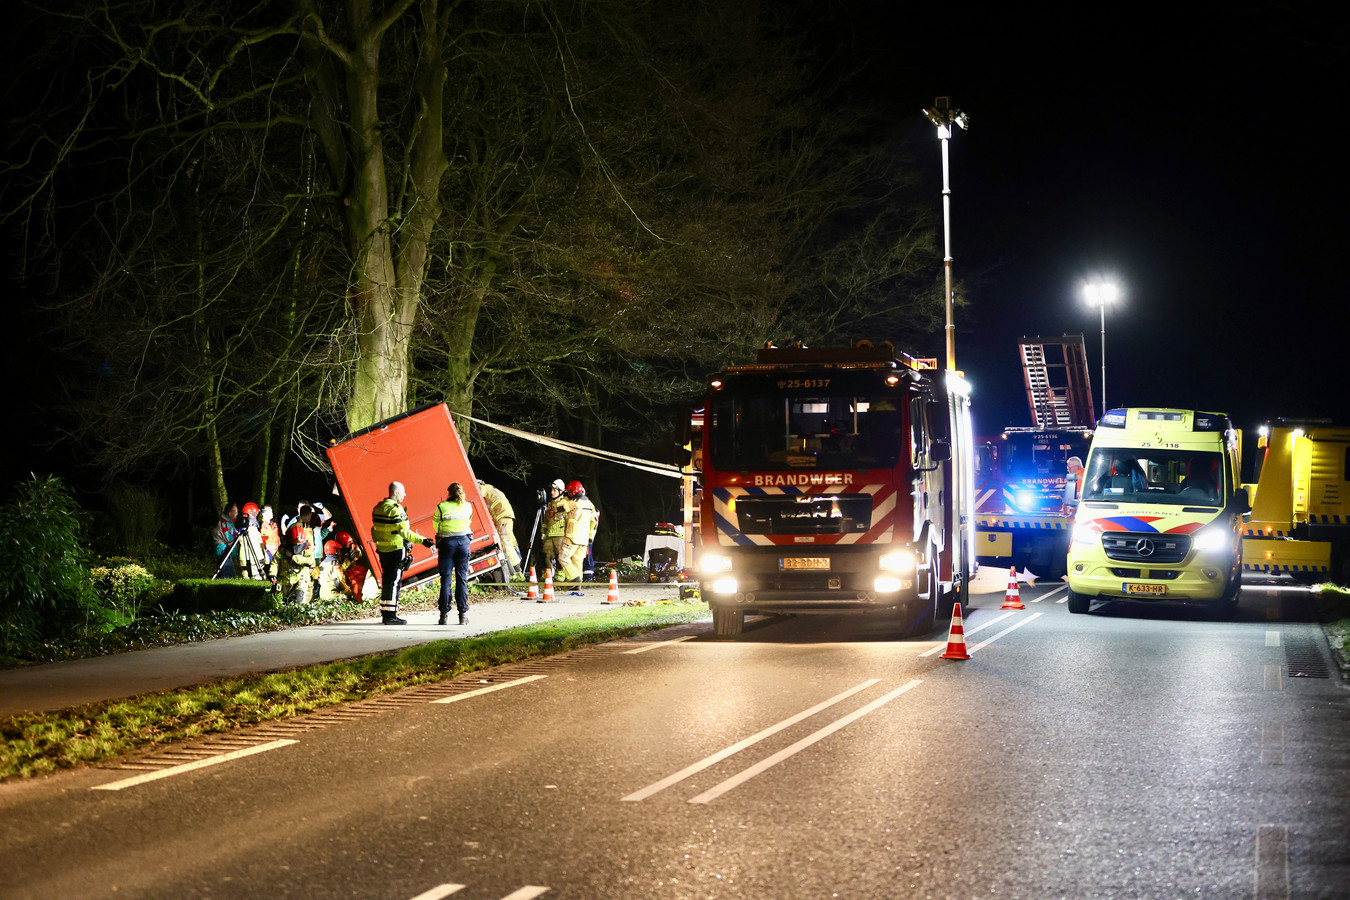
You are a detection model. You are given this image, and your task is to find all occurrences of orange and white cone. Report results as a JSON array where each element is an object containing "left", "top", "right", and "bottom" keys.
[
  {"left": 939, "top": 602, "right": 972, "bottom": 660},
  {"left": 602, "top": 569, "right": 621, "bottom": 604},
  {"left": 1000, "top": 565, "right": 1026, "bottom": 610},
  {"left": 526, "top": 567, "right": 539, "bottom": 601},
  {"left": 537, "top": 568, "right": 557, "bottom": 603}
]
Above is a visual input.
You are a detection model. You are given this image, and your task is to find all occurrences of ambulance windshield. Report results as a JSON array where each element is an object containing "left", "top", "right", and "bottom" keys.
[
  {"left": 1081, "top": 449, "right": 1225, "bottom": 506},
  {"left": 707, "top": 383, "right": 906, "bottom": 472}
]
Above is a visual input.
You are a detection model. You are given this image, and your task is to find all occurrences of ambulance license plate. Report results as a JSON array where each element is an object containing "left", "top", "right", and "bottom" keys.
[
  {"left": 782, "top": 557, "right": 830, "bottom": 571},
  {"left": 1124, "top": 582, "right": 1166, "bottom": 595}
]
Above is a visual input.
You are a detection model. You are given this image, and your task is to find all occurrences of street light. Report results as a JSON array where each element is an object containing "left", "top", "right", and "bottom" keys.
[
  {"left": 1082, "top": 280, "right": 1120, "bottom": 413},
  {"left": 923, "top": 96, "right": 968, "bottom": 372}
]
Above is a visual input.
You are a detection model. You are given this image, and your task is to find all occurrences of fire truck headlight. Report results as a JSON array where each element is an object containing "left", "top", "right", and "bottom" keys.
[
  {"left": 1072, "top": 522, "right": 1100, "bottom": 545},
  {"left": 1013, "top": 489, "right": 1037, "bottom": 512},
  {"left": 699, "top": 553, "right": 733, "bottom": 575},
  {"left": 874, "top": 576, "right": 903, "bottom": 593},
  {"left": 711, "top": 577, "right": 738, "bottom": 595},
  {"left": 879, "top": 551, "right": 917, "bottom": 574},
  {"left": 1192, "top": 527, "right": 1231, "bottom": 552}
]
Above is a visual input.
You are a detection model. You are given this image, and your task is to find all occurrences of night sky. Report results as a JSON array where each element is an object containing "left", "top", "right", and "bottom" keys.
[{"left": 848, "top": 1, "right": 1349, "bottom": 447}]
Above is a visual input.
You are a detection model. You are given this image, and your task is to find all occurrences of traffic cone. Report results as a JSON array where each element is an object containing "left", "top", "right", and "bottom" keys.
[
  {"left": 939, "top": 602, "right": 972, "bottom": 660},
  {"left": 526, "top": 567, "right": 539, "bottom": 601},
  {"left": 536, "top": 568, "right": 557, "bottom": 603},
  {"left": 1000, "top": 565, "right": 1026, "bottom": 610},
  {"left": 602, "top": 569, "right": 621, "bottom": 604}
]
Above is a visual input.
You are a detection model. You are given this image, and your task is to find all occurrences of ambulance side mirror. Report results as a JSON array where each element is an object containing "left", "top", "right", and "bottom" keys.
[{"left": 1231, "top": 487, "right": 1251, "bottom": 516}]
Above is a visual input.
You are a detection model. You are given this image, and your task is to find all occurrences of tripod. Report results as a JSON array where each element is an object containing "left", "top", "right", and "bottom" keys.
[
  {"left": 211, "top": 525, "right": 273, "bottom": 582},
  {"left": 522, "top": 501, "right": 546, "bottom": 578}
]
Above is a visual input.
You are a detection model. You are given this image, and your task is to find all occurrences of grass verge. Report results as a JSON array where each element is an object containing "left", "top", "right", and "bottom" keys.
[
  {"left": 1315, "top": 583, "right": 1350, "bottom": 678},
  {"left": 0, "top": 603, "right": 707, "bottom": 782}
]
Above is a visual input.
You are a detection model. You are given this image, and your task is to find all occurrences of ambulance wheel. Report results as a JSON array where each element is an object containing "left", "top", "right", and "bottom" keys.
[
  {"left": 1066, "top": 589, "right": 1090, "bottom": 614},
  {"left": 712, "top": 606, "right": 744, "bottom": 637}
]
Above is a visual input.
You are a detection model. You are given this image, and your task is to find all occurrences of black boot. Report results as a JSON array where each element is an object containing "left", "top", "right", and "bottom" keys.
[
  {"left": 458, "top": 611, "right": 469, "bottom": 625},
  {"left": 382, "top": 613, "right": 407, "bottom": 625},
  {"left": 437, "top": 611, "right": 448, "bottom": 625}
]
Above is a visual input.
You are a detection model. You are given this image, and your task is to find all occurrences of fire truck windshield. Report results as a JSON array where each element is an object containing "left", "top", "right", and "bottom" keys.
[{"left": 707, "top": 379, "right": 906, "bottom": 472}]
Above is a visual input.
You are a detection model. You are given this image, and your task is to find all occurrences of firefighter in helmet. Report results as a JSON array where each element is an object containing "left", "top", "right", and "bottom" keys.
[
  {"left": 476, "top": 479, "right": 521, "bottom": 577},
  {"left": 371, "top": 481, "right": 432, "bottom": 625},
  {"left": 539, "top": 478, "right": 569, "bottom": 576},
  {"left": 557, "top": 480, "right": 596, "bottom": 583},
  {"left": 279, "top": 505, "right": 318, "bottom": 603},
  {"left": 334, "top": 531, "right": 367, "bottom": 601}
]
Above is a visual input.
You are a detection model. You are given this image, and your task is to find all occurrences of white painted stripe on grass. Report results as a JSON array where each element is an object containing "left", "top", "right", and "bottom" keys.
[
  {"left": 430, "top": 675, "right": 547, "bottom": 704},
  {"left": 621, "top": 679, "right": 882, "bottom": 802},
  {"left": 919, "top": 610, "right": 1016, "bottom": 656},
  {"left": 408, "top": 885, "right": 465, "bottom": 900},
  {"left": 965, "top": 612, "right": 1043, "bottom": 653},
  {"left": 688, "top": 679, "right": 923, "bottom": 804},
  {"left": 91, "top": 740, "right": 297, "bottom": 791},
  {"left": 499, "top": 888, "right": 550, "bottom": 900},
  {"left": 624, "top": 635, "right": 695, "bottom": 654}
]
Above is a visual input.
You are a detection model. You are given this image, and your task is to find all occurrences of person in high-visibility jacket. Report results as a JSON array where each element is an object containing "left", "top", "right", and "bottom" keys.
[
  {"left": 279, "top": 507, "right": 318, "bottom": 603},
  {"left": 557, "top": 480, "right": 596, "bottom": 583},
  {"left": 371, "top": 481, "right": 432, "bottom": 625},
  {"left": 477, "top": 480, "right": 520, "bottom": 576},
  {"left": 434, "top": 482, "right": 475, "bottom": 625},
  {"left": 539, "top": 478, "right": 569, "bottom": 575}
]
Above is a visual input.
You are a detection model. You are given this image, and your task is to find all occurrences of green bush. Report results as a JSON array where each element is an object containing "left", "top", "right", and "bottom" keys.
[
  {"left": 0, "top": 475, "right": 106, "bottom": 655},
  {"left": 141, "top": 548, "right": 216, "bottom": 582},
  {"left": 90, "top": 558, "right": 170, "bottom": 618},
  {"left": 159, "top": 579, "right": 282, "bottom": 616}
]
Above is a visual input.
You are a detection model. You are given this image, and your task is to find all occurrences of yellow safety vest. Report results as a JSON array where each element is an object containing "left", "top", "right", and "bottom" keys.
[
  {"left": 434, "top": 499, "right": 473, "bottom": 536},
  {"left": 371, "top": 498, "right": 423, "bottom": 552}
]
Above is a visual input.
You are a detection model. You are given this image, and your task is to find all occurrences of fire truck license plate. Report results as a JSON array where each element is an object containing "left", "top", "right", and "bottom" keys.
[
  {"left": 1124, "top": 583, "right": 1166, "bottom": 595},
  {"left": 782, "top": 557, "right": 830, "bottom": 571}
]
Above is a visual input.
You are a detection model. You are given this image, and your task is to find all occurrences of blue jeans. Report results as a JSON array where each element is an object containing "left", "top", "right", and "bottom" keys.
[{"left": 437, "top": 534, "right": 472, "bottom": 615}]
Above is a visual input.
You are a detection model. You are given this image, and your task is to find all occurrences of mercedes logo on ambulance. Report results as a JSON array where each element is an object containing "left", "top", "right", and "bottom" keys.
[{"left": 1134, "top": 538, "right": 1156, "bottom": 557}]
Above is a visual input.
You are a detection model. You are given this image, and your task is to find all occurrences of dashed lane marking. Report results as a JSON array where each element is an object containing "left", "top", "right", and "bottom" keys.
[
  {"left": 430, "top": 675, "right": 547, "bottom": 704},
  {"left": 1261, "top": 722, "right": 1284, "bottom": 765},
  {"left": 965, "top": 612, "right": 1043, "bottom": 653},
  {"left": 687, "top": 679, "right": 923, "bottom": 804},
  {"left": 1263, "top": 665, "right": 1283, "bottom": 692},
  {"left": 499, "top": 889, "right": 550, "bottom": 900},
  {"left": 1266, "top": 630, "right": 1281, "bottom": 647},
  {"left": 409, "top": 885, "right": 465, "bottom": 900},
  {"left": 918, "top": 609, "right": 1018, "bottom": 657},
  {"left": 623, "top": 635, "right": 695, "bottom": 654},
  {"left": 1254, "top": 825, "right": 1289, "bottom": 900},
  {"left": 621, "top": 679, "right": 882, "bottom": 802},
  {"left": 91, "top": 739, "right": 297, "bottom": 791}
]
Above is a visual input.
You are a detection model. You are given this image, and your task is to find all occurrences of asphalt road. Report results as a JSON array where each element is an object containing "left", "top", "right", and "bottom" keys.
[{"left": 2, "top": 575, "right": 1346, "bottom": 899}]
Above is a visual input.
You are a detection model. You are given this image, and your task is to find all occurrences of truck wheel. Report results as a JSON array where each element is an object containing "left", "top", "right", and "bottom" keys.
[
  {"left": 712, "top": 607, "right": 744, "bottom": 637},
  {"left": 1066, "top": 589, "right": 1090, "bottom": 614}
]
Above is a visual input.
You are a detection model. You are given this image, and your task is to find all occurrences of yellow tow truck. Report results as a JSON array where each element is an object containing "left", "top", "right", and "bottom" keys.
[{"left": 1242, "top": 420, "right": 1350, "bottom": 585}]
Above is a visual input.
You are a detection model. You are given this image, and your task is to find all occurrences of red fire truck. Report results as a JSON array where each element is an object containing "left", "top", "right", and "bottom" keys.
[
  {"left": 696, "top": 341, "right": 976, "bottom": 636},
  {"left": 326, "top": 403, "right": 506, "bottom": 590}
]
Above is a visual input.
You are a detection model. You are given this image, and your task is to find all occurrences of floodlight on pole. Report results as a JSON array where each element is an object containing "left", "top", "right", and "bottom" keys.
[
  {"left": 923, "top": 96, "right": 968, "bottom": 371},
  {"left": 1082, "top": 280, "right": 1120, "bottom": 413}
]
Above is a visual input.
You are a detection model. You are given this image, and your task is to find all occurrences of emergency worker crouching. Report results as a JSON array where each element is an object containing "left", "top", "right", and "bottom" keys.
[
  {"left": 539, "top": 478, "right": 569, "bottom": 575},
  {"left": 372, "top": 481, "right": 433, "bottom": 625},
  {"left": 557, "top": 480, "right": 596, "bottom": 583},
  {"left": 279, "top": 506, "right": 318, "bottom": 603},
  {"left": 477, "top": 479, "right": 521, "bottom": 577},
  {"left": 333, "top": 531, "right": 367, "bottom": 601}
]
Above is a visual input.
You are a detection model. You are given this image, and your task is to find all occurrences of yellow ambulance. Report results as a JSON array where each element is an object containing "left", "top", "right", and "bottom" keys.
[{"left": 1066, "top": 408, "right": 1248, "bottom": 615}]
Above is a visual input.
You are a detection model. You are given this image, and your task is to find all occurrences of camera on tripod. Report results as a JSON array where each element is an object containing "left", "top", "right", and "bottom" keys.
[{"left": 536, "top": 487, "right": 549, "bottom": 506}]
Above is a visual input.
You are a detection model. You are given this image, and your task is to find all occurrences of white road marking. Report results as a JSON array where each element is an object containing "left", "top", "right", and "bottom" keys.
[
  {"left": 500, "top": 888, "right": 550, "bottom": 900},
  {"left": 1261, "top": 722, "right": 1284, "bottom": 765},
  {"left": 964, "top": 612, "right": 1043, "bottom": 653},
  {"left": 430, "top": 675, "right": 547, "bottom": 704},
  {"left": 91, "top": 740, "right": 297, "bottom": 791},
  {"left": 1263, "top": 665, "right": 1283, "bottom": 692},
  {"left": 621, "top": 679, "right": 883, "bottom": 802},
  {"left": 1254, "top": 825, "right": 1289, "bottom": 900},
  {"left": 624, "top": 635, "right": 695, "bottom": 654},
  {"left": 919, "top": 610, "right": 1017, "bottom": 656},
  {"left": 687, "top": 679, "right": 923, "bottom": 804},
  {"left": 408, "top": 885, "right": 465, "bottom": 900},
  {"left": 1031, "top": 584, "right": 1068, "bottom": 603},
  {"left": 1265, "top": 630, "right": 1281, "bottom": 647}
]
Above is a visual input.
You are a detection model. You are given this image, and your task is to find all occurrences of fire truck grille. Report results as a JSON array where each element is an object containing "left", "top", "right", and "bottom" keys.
[{"left": 1101, "top": 532, "right": 1190, "bottom": 564}]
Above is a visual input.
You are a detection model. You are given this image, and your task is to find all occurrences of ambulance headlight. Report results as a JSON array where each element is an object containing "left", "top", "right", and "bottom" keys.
[
  {"left": 1072, "top": 522, "right": 1100, "bottom": 545},
  {"left": 699, "top": 553, "right": 733, "bottom": 575},
  {"left": 1192, "top": 527, "right": 1231, "bottom": 552},
  {"left": 879, "top": 550, "right": 917, "bottom": 574}
]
